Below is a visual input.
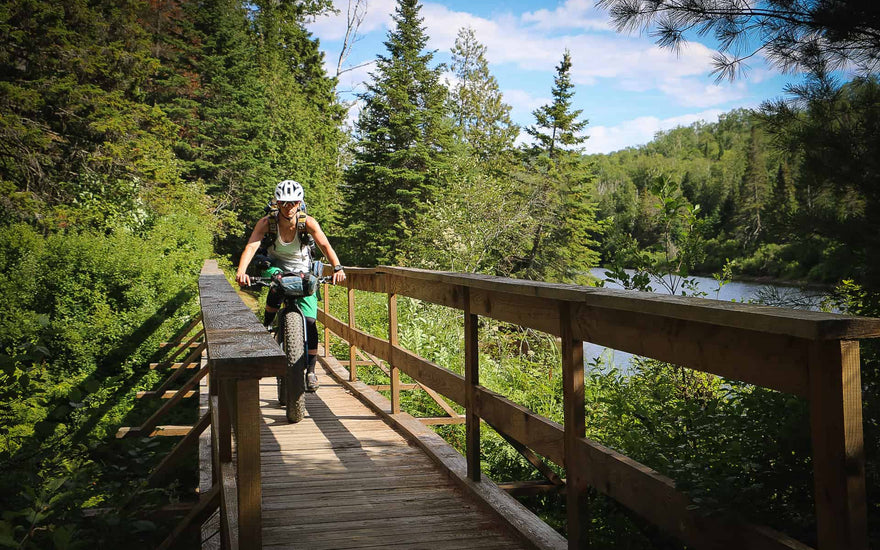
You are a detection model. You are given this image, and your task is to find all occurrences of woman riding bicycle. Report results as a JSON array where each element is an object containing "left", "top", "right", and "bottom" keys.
[{"left": 235, "top": 179, "right": 346, "bottom": 391}]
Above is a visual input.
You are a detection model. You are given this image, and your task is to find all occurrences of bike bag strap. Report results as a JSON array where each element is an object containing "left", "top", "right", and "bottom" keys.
[{"left": 279, "top": 272, "right": 318, "bottom": 297}]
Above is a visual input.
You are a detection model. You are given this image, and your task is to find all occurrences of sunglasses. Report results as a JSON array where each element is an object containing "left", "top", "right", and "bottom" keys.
[{"left": 278, "top": 201, "right": 300, "bottom": 208}]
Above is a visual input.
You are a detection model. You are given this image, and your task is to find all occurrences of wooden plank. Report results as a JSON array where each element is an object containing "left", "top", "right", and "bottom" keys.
[
  {"left": 418, "top": 416, "right": 466, "bottom": 425},
  {"left": 149, "top": 361, "right": 199, "bottom": 370},
  {"left": 219, "top": 457, "right": 239, "bottom": 550},
  {"left": 137, "top": 390, "right": 196, "bottom": 399},
  {"left": 315, "top": 351, "right": 567, "bottom": 550},
  {"left": 571, "top": 436, "right": 811, "bottom": 550},
  {"left": 570, "top": 304, "right": 811, "bottom": 396},
  {"left": 116, "top": 424, "right": 201, "bottom": 438},
  {"left": 152, "top": 342, "right": 206, "bottom": 396},
  {"left": 136, "top": 362, "right": 209, "bottom": 437},
  {"left": 159, "top": 341, "right": 203, "bottom": 348},
  {"left": 369, "top": 384, "right": 419, "bottom": 391},
  {"left": 473, "top": 386, "right": 565, "bottom": 466},
  {"left": 150, "top": 411, "right": 211, "bottom": 486},
  {"left": 234, "top": 378, "right": 261, "bottom": 549},
  {"left": 371, "top": 266, "right": 880, "bottom": 340},
  {"left": 465, "top": 286, "right": 480, "bottom": 482},
  {"left": 561, "top": 302, "right": 588, "bottom": 549},
  {"left": 198, "top": 260, "right": 285, "bottom": 379},
  {"left": 808, "top": 340, "right": 867, "bottom": 550},
  {"left": 160, "top": 326, "right": 206, "bottom": 366}
]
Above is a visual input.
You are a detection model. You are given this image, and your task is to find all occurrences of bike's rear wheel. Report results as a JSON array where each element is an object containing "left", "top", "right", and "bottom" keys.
[{"left": 282, "top": 309, "right": 307, "bottom": 423}]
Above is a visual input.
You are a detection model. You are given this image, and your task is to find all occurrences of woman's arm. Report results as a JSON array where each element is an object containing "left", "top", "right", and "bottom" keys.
[
  {"left": 236, "top": 217, "right": 270, "bottom": 286},
  {"left": 306, "top": 216, "right": 346, "bottom": 284}
]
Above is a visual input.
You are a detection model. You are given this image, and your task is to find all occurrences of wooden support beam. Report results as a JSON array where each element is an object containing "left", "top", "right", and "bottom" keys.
[
  {"left": 149, "top": 362, "right": 199, "bottom": 370},
  {"left": 152, "top": 342, "right": 206, "bottom": 396},
  {"left": 157, "top": 484, "right": 220, "bottom": 550},
  {"left": 159, "top": 326, "right": 206, "bottom": 367},
  {"left": 137, "top": 390, "right": 196, "bottom": 400},
  {"left": 159, "top": 342, "right": 203, "bottom": 349},
  {"left": 417, "top": 416, "right": 466, "bottom": 425},
  {"left": 115, "top": 425, "right": 199, "bottom": 439},
  {"left": 389, "top": 292, "right": 400, "bottom": 414},
  {"left": 369, "top": 384, "right": 419, "bottom": 391},
  {"left": 131, "top": 363, "right": 209, "bottom": 438},
  {"left": 489, "top": 422, "right": 564, "bottom": 488},
  {"left": 149, "top": 411, "right": 211, "bottom": 487},
  {"left": 348, "top": 286, "right": 357, "bottom": 382},
  {"left": 809, "top": 339, "right": 867, "bottom": 550},
  {"left": 561, "top": 302, "right": 589, "bottom": 550},
  {"left": 464, "top": 287, "right": 480, "bottom": 482},
  {"left": 234, "top": 378, "right": 261, "bottom": 549}
]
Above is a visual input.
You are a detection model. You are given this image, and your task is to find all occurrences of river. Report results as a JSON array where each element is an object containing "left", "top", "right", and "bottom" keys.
[{"left": 584, "top": 268, "right": 829, "bottom": 370}]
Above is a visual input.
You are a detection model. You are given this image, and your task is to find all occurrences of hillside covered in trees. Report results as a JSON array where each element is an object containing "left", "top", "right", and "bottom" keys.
[{"left": 2, "top": 0, "right": 879, "bottom": 547}]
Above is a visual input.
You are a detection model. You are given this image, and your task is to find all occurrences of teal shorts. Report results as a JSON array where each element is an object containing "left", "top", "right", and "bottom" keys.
[{"left": 295, "top": 293, "right": 318, "bottom": 319}]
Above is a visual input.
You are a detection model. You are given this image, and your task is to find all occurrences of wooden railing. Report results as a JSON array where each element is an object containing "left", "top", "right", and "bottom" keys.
[
  {"left": 319, "top": 266, "right": 880, "bottom": 550},
  {"left": 195, "top": 260, "right": 285, "bottom": 549}
]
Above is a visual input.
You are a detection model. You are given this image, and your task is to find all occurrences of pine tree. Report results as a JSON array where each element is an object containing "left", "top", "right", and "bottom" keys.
[
  {"left": 737, "top": 126, "right": 769, "bottom": 246},
  {"left": 252, "top": 0, "right": 346, "bottom": 229},
  {"left": 448, "top": 27, "right": 518, "bottom": 163},
  {"left": 343, "top": 0, "right": 455, "bottom": 265},
  {"left": 525, "top": 51, "right": 587, "bottom": 159}
]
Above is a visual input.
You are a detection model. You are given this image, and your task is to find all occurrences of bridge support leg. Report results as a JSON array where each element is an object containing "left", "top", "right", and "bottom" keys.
[
  {"left": 809, "top": 340, "right": 867, "bottom": 550},
  {"left": 562, "top": 302, "right": 589, "bottom": 549},
  {"left": 465, "top": 288, "right": 480, "bottom": 482}
]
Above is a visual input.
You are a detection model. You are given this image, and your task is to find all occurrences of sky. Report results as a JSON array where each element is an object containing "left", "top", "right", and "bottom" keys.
[{"left": 306, "top": 0, "right": 795, "bottom": 154}]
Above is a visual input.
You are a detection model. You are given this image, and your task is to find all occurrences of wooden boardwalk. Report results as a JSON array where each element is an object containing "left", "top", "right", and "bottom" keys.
[{"left": 257, "top": 365, "right": 530, "bottom": 549}]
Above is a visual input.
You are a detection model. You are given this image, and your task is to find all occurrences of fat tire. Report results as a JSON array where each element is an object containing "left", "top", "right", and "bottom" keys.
[
  {"left": 274, "top": 318, "right": 285, "bottom": 405},
  {"left": 283, "top": 310, "right": 307, "bottom": 423}
]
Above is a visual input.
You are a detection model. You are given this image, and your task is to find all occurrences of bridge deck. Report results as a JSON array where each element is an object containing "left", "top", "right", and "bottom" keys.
[{"left": 257, "top": 365, "right": 530, "bottom": 549}]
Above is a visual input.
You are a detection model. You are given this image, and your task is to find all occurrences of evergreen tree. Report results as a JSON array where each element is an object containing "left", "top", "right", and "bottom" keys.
[
  {"left": 343, "top": 0, "right": 455, "bottom": 265},
  {"left": 448, "top": 27, "right": 518, "bottom": 163},
  {"left": 252, "top": 0, "right": 346, "bottom": 229},
  {"left": 736, "top": 126, "right": 770, "bottom": 246},
  {"left": 525, "top": 51, "right": 587, "bottom": 159}
]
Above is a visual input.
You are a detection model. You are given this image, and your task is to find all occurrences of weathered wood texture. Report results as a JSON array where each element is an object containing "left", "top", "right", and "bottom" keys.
[
  {"left": 320, "top": 266, "right": 880, "bottom": 550},
  {"left": 256, "top": 369, "right": 536, "bottom": 549},
  {"left": 199, "top": 260, "right": 285, "bottom": 379}
]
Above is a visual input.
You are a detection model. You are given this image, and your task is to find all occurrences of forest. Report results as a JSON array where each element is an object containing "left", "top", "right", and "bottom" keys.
[{"left": 1, "top": 0, "right": 878, "bottom": 547}]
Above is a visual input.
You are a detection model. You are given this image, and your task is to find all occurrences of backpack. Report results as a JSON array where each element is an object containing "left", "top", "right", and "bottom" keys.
[{"left": 254, "top": 200, "right": 315, "bottom": 273}]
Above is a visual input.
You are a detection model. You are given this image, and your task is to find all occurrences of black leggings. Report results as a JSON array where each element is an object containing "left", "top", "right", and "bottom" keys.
[
  {"left": 305, "top": 316, "right": 317, "bottom": 353},
  {"left": 267, "top": 288, "right": 317, "bottom": 353}
]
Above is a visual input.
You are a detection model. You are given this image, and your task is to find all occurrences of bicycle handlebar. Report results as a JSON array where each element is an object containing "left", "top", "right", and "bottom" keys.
[{"left": 242, "top": 274, "right": 333, "bottom": 291}]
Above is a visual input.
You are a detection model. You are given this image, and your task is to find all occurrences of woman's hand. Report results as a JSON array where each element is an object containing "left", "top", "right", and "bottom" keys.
[
  {"left": 332, "top": 269, "right": 346, "bottom": 285},
  {"left": 236, "top": 271, "right": 251, "bottom": 287}
]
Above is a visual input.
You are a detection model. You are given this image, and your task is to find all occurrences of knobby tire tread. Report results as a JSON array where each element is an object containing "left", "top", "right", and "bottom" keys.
[{"left": 283, "top": 310, "right": 307, "bottom": 423}]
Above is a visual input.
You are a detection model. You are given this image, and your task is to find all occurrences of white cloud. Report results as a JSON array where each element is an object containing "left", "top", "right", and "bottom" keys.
[
  {"left": 585, "top": 110, "right": 726, "bottom": 154},
  {"left": 521, "top": 0, "right": 612, "bottom": 31}
]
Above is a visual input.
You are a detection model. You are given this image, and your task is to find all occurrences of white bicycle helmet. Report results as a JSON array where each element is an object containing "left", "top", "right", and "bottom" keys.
[{"left": 274, "top": 179, "right": 304, "bottom": 202}]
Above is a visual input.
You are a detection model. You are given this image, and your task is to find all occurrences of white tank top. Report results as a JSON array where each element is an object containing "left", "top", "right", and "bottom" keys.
[{"left": 268, "top": 228, "right": 310, "bottom": 273}]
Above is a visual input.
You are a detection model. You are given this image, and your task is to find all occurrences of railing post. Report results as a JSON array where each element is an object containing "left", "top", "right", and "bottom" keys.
[
  {"left": 808, "top": 339, "right": 867, "bottom": 550},
  {"left": 464, "top": 287, "right": 480, "bottom": 482},
  {"left": 234, "top": 378, "right": 262, "bottom": 548},
  {"left": 389, "top": 292, "right": 400, "bottom": 414},
  {"left": 323, "top": 280, "right": 330, "bottom": 358},
  {"left": 348, "top": 286, "right": 357, "bottom": 382},
  {"left": 561, "top": 302, "right": 588, "bottom": 549}
]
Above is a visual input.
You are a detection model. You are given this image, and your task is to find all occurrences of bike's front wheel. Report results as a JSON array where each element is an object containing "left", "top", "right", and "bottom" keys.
[{"left": 282, "top": 309, "right": 307, "bottom": 423}]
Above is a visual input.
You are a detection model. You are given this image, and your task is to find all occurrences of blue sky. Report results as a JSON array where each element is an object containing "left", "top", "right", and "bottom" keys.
[{"left": 307, "top": 0, "right": 796, "bottom": 154}]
